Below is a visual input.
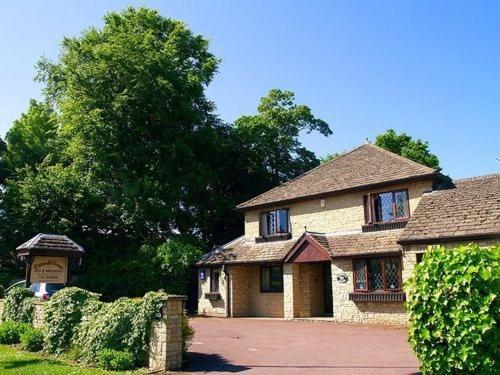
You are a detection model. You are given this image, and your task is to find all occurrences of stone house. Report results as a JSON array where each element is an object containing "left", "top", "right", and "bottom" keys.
[{"left": 197, "top": 143, "right": 500, "bottom": 325}]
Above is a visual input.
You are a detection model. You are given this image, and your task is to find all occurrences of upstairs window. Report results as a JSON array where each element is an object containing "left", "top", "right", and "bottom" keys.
[
  {"left": 260, "top": 208, "right": 289, "bottom": 236},
  {"left": 353, "top": 257, "right": 402, "bottom": 292},
  {"left": 364, "top": 189, "right": 409, "bottom": 224}
]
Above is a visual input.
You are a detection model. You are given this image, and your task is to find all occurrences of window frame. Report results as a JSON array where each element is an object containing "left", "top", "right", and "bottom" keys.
[
  {"left": 259, "top": 208, "right": 290, "bottom": 237},
  {"left": 210, "top": 268, "right": 220, "bottom": 293},
  {"left": 364, "top": 188, "right": 410, "bottom": 224},
  {"left": 352, "top": 257, "right": 402, "bottom": 293},
  {"left": 260, "top": 265, "right": 284, "bottom": 293}
]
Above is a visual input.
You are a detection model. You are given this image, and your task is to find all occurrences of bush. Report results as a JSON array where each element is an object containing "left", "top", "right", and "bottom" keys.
[
  {"left": 20, "top": 327, "right": 44, "bottom": 351},
  {"left": 2, "top": 287, "right": 35, "bottom": 323},
  {"left": 406, "top": 243, "right": 499, "bottom": 374},
  {"left": 0, "top": 321, "right": 31, "bottom": 344},
  {"left": 43, "top": 287, "right": 100, "bottom": 353},
  {"left": 97, "top": 349, "right": 135, "bottom": 371},
  {"left": 76, "top": 290, "right": 167, "bottom": 366},
  {"left": 182, "top": 315, "right": 194, "bottom": 362}
]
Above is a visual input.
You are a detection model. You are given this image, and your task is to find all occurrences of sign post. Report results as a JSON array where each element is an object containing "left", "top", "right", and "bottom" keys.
[{"left": 16, "top": 234, "right": 85, "bottom": 287}]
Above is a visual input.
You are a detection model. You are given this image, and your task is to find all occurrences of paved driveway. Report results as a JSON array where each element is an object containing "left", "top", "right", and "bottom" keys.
[{"left": 184, "top": 317, "right": 420, "bottom": 374}]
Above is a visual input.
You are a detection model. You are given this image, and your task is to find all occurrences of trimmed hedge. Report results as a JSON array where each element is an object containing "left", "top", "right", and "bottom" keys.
[
  {"left": 1, "top": 287, "right": 36, "bottom": 323},
  {"left": 406, "top": 243, "right": 499, "bottom": 374}
]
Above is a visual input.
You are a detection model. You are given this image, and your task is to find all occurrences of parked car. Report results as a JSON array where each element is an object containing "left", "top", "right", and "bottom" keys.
[{"left": 5, "top": 280, "right": 65, "bottom": 300}]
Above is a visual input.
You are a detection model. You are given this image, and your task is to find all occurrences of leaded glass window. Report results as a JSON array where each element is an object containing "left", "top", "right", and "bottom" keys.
[
  {"left": 369, "top": 259, "right": 383, "bottom": 290},
  {"left": 354, "top": 259, "right": 367, "bottom": 290},
  {"left": 384, "top": 259, "right": 400, "bottom": 289},
  {"left": 353, "top": 257, "right": 402, "bottom": 292},
  {"left": 369, "top": 189, "right": 409, "bottom": 224},
  {"left": 261, "top": 208, "right": 289, "bottom": 236}
]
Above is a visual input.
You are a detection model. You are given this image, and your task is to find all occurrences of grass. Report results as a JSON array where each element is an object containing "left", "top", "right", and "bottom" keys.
[{"left": 0, "top": 345, "right": 145, "bottom": 374}]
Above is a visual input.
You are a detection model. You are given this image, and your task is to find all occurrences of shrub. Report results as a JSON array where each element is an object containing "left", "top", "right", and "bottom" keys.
[
  {"left": 0, "top": 321, "right": 31, "bottom": 344},
  {"left": 76, "top": 290, "right": 167, "bottom": 366},
  {"left": 97, "top": 349, "right": 135, "bottom": 371},
  {"left": 406, "top": 243, "right": 499, "bottom": 374},
  {"left": 43, "top": 287, "right": 100, "bottom": 353},
  {"left": 20, "top": 327, "right": 44, "bottom": 351},
  {"left": 2, "top": 287, "right": 36, "bottom": 323},
  {"left": 182, "top": 315, "right": 194, "bottom": 362}
]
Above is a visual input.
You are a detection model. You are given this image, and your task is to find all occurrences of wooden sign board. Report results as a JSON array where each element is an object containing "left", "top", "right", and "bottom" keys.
[{"left": 30, "top": 256, "right": 68, "bottom": 284}]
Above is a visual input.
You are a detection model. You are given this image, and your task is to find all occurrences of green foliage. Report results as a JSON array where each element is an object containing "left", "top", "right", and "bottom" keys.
[
  {"left": 3, "top": 100, "right": 59, "bottom": 172},
  {"left": 0, "top": 321, "right": 31, "bottom": 344},
  {"left": 319, "top": 152, "right": 341, "bottom": 164},
  {"left": 182, "top": 315, "right": 194, "bottom": 361},
  {"left": 2, "top": 287, "right": 35, "bottom": 323},
  {"left": 76, "top": 291, "right": 166, "bottom": 366},
  {"left": 20, "top": 327, "right": 45, "bottom": 352},
  {"left": 43, "top": 287, "right": 100, "bottom": 353},
  {"left": 97, "top": 349, "right": 135, "bottom": 371},
  {"left": 406, "top": 243, "right": 499, "bottom": 374},
  {"left": 140, "top": 239, "right": 203, "bottom": 294},
  {"left": 375, "top": 129, "right": 440, "bottom": 169}
]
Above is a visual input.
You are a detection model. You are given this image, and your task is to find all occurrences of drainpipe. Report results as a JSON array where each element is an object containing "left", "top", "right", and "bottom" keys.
[{"left": 222, "top": 265, "right": 231, "bottom": 318}]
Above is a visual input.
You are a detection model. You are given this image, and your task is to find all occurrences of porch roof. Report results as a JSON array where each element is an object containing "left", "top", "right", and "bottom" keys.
[{"left": 198, "top": 229, "right": 403, "bottom": 266}]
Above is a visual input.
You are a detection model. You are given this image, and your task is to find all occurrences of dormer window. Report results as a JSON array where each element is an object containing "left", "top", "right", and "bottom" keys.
[
  {"left": 364, "top": 189, "right": 409, "bottom": 224},
  {"left": 260, "top": 208, "right": 290, "bottom": 237}
]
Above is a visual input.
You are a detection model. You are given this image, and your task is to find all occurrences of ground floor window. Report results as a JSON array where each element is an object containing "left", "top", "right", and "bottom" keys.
[
  {"left": 261, "top": 265, "right": 283, "bottom": 292},
  {"left": 210, "top": 268, "right": 220, "bottom": 293},
  {"left": 353, "top": 257, "right": 401, "bottom": 292}
]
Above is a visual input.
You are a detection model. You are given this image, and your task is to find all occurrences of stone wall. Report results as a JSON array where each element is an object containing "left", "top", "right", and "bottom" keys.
[
  {"left": 244, "top": 180, "right": 432, "bottom": 240},
  {"left": 33, "top": 301, "right": 44, "bottom": 328},
  {"left": 330, "top": 258, "right": 408, "bottom": 326}
]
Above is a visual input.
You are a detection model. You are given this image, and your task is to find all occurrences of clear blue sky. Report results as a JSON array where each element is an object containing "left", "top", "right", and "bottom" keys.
[{"left": 1, "top": 1, "right": 499, "bottom": 178}]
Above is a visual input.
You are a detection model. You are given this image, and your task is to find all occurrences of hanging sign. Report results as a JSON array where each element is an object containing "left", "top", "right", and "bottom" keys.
[{"left": 30, "top": 256, "right": 68, "bottom": 284}]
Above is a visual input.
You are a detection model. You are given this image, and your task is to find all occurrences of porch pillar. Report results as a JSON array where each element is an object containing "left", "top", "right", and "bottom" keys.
[{"left": 283, "top": 263, "right": 301, "bottom": 319}]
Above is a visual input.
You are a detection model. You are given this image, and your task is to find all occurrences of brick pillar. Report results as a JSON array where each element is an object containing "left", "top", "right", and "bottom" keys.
[{"left": 149, "top": 295, "right": 187, "bottom": 372}]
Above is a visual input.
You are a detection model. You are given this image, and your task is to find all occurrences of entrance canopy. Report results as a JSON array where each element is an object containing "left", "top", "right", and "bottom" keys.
[
  {"left": 16, "top": 233, "right": 85, "bottom": 259},
  {"left": 284, "top": 233, "right": 331, "bottom": 263}
]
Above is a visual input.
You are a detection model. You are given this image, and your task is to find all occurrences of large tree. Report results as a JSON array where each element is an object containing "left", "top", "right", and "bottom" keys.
[
  {"left": 0, "top": 8, "right": 331, "bottom": 297},
  {"left": 375, "top": 129, "right": 440, "bottom": 169}
]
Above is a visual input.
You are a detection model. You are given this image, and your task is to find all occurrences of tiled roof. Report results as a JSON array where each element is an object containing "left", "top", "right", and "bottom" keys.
[
  {"left": 198, "top": 230, "right": 403, "bottom": 265},
  {"left": 237, "top": 143, "right": 436, "bottom": 210},
  {"left": 198, "top": 236, "right": 295, "bottom": 265},
  {"left": 310, "top": 230, "right": 403, "bottom": 258},
  {"left": 16, "top": 233, "right": 85, "bottom": 257},
  {"left": 399, "top": 173, "right": 500, "bottom": 244}
]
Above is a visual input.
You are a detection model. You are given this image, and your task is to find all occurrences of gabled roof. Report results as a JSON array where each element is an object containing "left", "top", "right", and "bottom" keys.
[
  {"left": 237, "top": 143, "right": 436, "bottom": 210},
  {"left": 16, "top": 233, "right": 85, "bottom": 258},
  {"left": 399, "top": 173, "right": 500, "bottom": 244}
]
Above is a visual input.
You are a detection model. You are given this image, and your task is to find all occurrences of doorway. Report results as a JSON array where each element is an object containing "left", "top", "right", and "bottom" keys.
[{"left": 323, "top": 263, "right": 333, "bottom": 315}]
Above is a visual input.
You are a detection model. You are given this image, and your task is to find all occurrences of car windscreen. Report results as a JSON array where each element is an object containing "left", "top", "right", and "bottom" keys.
[{"left": 45, "top": 284, "right": 65, "bottom": 293}]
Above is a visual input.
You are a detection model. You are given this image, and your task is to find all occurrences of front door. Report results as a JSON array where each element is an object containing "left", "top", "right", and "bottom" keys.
[{"left": 323, "top": 263, "right": 333, "bottom": 315}]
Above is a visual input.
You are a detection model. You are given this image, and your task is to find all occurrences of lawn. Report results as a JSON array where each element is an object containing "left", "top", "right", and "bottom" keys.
[{"left": 0, "top": 345, "right": 144, "bottom": 374}]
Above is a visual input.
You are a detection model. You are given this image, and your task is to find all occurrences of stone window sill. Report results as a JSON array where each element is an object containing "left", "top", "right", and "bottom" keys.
[
  {"left": 255, "top": 233, "right": 292, "bottom": 243},
  {"left": 349, "top": 292, "right": 406, "bottom": 302},
  {"left": 204, "top": 292, "right": 221, "bottom": 301}
]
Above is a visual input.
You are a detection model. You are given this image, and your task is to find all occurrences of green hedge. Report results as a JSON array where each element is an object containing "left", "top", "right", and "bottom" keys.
[
  {"left": 43, "top": 287, "right": 100, "bottom": 353},
  {"left": 406, "top": 243, "right": 499, "bottom": 374},
  {"left": 1, "top": 287, "right": 36, "bottom": 323}
]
